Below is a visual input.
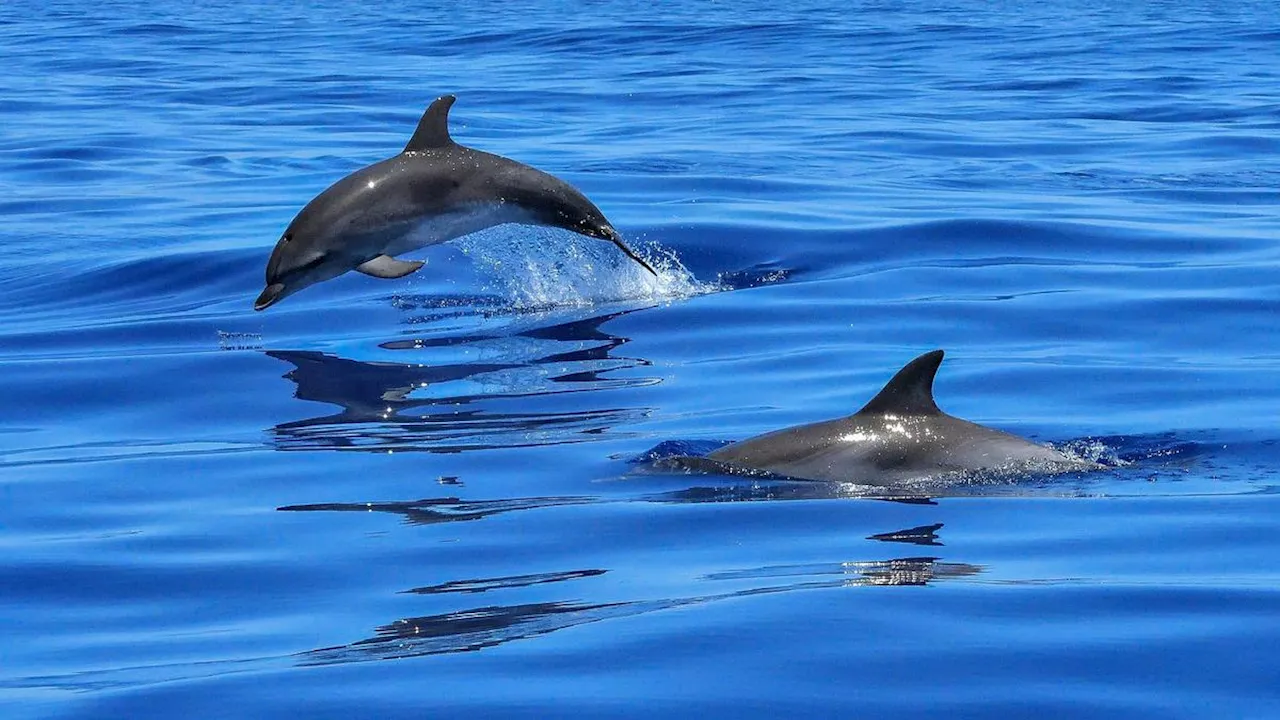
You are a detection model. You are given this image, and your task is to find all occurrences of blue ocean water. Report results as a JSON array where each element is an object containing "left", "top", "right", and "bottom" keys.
[{"left": 3, "top": 0, "right": 1279, "bottom": 717}]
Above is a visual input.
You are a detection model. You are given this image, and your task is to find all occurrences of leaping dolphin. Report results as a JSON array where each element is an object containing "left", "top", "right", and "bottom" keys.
[
  {"left": 705, "top": 350, "right": 1102, "bottom": 484},
  {"left": 255, "top": 95, "right": 656, "bottom": 310}
]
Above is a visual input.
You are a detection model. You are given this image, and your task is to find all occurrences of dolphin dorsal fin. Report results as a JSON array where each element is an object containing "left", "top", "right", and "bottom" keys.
[
  {"left": 854, "top": 350, "right": 945, "bottom": 416},
  {"left": 404, "top": 95, "right": 457, "bottom": 152}
]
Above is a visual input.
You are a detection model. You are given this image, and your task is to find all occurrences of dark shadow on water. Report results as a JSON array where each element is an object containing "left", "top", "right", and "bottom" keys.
[
  {"left": 276, "top": 484, "right": 939, "bottom": 527},
  {"left": 299, "top": 554, "right": 980, "bottom": 667},
  {"left": 403, "top": 569, "right": 609, "bottom": 595},
  {"left": 280, "top": 486, "right": 970, "bottom": 666},
  {"left": 266, "top": 309, "right": 657, "bottom": 453},
  {"left": 278, "top": 495, "right": 596, "bottom": 526},
  {"left": 868, "top": 523, "right": 945, "bottom": 546},
  {"left": 301, "top": 600, "right": 635, "bottom": 664}
]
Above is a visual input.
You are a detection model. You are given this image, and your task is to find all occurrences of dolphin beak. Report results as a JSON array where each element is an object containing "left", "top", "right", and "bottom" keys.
[{"left": 254, "top": 283, "right": 286, "bottom": 311}]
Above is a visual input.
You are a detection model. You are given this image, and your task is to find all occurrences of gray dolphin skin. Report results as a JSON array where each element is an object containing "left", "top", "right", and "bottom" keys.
[
  {"left": 706, "top": 350, "right": 1100, "bottom": 484},
  {"left": 255, "top": 94, "right": 656, "bottom": 310}
]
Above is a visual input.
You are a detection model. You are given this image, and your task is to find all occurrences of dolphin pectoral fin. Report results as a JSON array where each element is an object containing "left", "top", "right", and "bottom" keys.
[{"left": 356, "top": 255, "right": 425, "bottom": 279}]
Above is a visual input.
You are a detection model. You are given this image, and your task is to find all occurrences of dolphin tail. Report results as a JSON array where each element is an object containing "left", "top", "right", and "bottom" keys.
[{"left": 603, "top": 228, "right": 658, "bottom": 276}]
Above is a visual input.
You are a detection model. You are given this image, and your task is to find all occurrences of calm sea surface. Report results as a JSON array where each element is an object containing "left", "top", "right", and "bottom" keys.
[{"left": 2, "top": 1, "right": 1279, "bottom": 717}]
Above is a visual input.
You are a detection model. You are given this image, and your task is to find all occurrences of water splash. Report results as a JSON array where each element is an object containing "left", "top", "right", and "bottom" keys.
[
  {"left": 216, "top": 330, "right": 263, "bottom": 351},
  {"left": 1055, "top": 437, "right": 1129, "bottom": 468},
  {"left": 457, "top": 227, "right": 717, "bottom": 312}
]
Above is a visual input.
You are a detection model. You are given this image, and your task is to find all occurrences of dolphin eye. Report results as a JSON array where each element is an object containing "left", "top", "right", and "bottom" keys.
[{"left": 282, "top": 234, "right": 293, "bottom": 243}]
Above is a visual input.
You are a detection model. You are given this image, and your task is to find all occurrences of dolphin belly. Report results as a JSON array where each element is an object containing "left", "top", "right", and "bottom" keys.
[{"left": 383, "top": 203, "right": 535, "bottom": 258}]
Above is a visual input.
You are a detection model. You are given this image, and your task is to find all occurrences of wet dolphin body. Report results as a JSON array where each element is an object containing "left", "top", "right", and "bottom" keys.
[
  {"left": 705, "top": 350, "right": 1101, "bottom": 485},
  {"left": 255, "top": 95, "right": 655, "bottom": 310}
]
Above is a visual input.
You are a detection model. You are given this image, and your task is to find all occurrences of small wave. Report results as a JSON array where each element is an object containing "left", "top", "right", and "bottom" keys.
[
  {"left": 716, "top": 263, "right": 795, "bottom": 290},
  {"left": 0, "top": 439, "right": 260, "bottom": 470},
  {"left": 1058, "top": 433, "right": 1200, "bottom": 468}
]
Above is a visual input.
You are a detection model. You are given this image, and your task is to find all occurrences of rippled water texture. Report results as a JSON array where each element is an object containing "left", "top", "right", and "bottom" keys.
[{"left": 2, "top": 1, "right": 1279, "bottom": 718}]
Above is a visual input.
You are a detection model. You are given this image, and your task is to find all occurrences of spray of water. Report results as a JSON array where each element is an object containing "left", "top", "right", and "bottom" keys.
[
  {"left": 1056, "top": 438, "right": 1130, "bottom": 467},
  {"left": 456, "top": 227, "right": 717, "bottom": 312}
]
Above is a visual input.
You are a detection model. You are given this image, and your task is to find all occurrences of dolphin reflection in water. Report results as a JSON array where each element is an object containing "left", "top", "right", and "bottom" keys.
[{"left": 265, "top": 309, "right": 654, "bottom": 453}]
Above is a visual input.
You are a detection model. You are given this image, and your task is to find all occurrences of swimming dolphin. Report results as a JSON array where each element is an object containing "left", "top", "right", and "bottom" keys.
[
  {"left": 705, "top": 350, "right": 1100, "bottom": 484},
  {"left": 255, "top": 95, "right": 656, "bottom": 310}
]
